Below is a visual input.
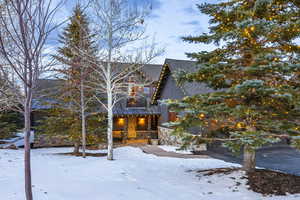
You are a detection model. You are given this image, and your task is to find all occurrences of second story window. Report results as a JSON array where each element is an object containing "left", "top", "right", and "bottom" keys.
[
  {"left": 128, "top": 85, "right": 144, "bottom": 96},
  {"left": 127, "top": 97, "right": 147, "bottom": 108},
  {"left": 127, "top": 75, "right": 148, "bottom": 108}
]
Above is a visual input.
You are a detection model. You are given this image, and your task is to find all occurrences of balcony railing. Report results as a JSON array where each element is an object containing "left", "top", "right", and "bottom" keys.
[{"left": 126, "top": 97, "right": 147, "bottom": 108}]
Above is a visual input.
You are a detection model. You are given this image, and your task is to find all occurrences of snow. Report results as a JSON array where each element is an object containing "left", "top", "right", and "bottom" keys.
[
  {"left": 0, "top": 131, "right": 35, "bottom": 148},
  {"left": 159, "top": 145, "right": 193, "bottom": 154},
  {"left": 0, "top": 147, "right": 299, "bottom": 200}
]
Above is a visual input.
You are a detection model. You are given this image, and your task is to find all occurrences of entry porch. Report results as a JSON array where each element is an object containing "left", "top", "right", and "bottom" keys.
[{"left": 113, "top": 114, "right": 159, "bottom": 144}]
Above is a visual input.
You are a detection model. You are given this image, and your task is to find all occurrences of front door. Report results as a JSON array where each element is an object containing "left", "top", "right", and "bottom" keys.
[{"left": 127, "top": 117, "right": 137, "bottom": 138}]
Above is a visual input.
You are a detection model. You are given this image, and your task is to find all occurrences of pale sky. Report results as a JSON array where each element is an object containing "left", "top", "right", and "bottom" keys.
[
  {"left": 145, "top": 0, "right": 217, "bottom": 63},
  {"left": 50, "top": 0, "right": 221, "bottom": 64}
]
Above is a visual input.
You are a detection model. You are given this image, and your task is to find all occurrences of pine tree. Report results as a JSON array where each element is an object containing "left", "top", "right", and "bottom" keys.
[
  {"left": 54, "top": 4, "right": 98, "bottom": 157},
  {"left": 37, "top": 107, "right": 106, "bottom": 154},
  {"left": 0, "top": 111, "right": 23, "bottom": 139},
  {"left": 167, "top": 0, "right": 300, "bottom": 172}
]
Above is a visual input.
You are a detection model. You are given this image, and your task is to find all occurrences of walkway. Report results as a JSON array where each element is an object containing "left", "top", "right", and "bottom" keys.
[
  {"left": 198, "top": 145, "right": 300, "bottom": 176},
  {"left": 140, "top": 145, "right": 210, "bottom": 159}
]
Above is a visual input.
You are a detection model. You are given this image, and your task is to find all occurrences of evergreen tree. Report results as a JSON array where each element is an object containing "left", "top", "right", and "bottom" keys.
[
  {"left": 0, "top": 111, "right": 23, "bottom": 139},
  {"left": 52, "top": 4, "right": 99, "bottom": 156},
  {"left": 167, "top": 0, "right": 300, "bottom": 172},
  {"left": 37, "top": 108, "right": 106, "bottom": 153}
]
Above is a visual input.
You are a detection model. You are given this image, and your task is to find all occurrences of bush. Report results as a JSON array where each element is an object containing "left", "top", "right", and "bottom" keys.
[{"left": 0, "top": 111, "right": 23, "bottom": 139}]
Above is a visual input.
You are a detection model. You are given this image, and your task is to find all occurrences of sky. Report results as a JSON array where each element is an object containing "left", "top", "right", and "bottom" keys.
[
  {"left": 50, "top": 0, "right": 219, "bottom": 64},
  {"left": 144, "top": 0, "right": 217, "bottom": 63}
]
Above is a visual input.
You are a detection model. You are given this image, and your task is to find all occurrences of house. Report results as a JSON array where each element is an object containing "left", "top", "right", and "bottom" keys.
[
  {"left": 110, "top": 63, "right": 162, "bottom": 143},
  {"left": 32, "top": 62, "right": 162, "bottom": 144},
  {"left": 151, "top": 59, "right": 214, "bottom": 124},
  {"left": 32, "top": 59, "right": 214, "bottom": 145}
]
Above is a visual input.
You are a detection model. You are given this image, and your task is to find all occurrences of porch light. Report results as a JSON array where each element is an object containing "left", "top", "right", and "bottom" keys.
[
  {"left": 236, "top": 122, "right": 245, "bottom": 129},
  {"left": 138, "top": 118, "right": 146, "bottom": 126},
  {"left": 118, "top": 118, "right": 125, "bottom": 126},
  {"left": 199, "top": 113, "right": 205, "bottom": 119}
]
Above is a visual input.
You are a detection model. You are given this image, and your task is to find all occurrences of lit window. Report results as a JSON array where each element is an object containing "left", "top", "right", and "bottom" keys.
[
  {"left": 138, "top": 118, "right": 146, "bottom": 126},
  {"left": 137, "top": 117, "right": 147, "bottom": 130},
  {"left": 118, "top": 118, "right": 125, "bottom": 126}
]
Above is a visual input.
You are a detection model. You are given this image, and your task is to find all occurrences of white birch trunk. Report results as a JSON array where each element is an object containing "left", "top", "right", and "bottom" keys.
[
  {"left": 106, "top": 67, "right": 114, "bottom": 160},
  {"left": 107, "top": 102, "right": 114, "bottom": 160},
  {"left": 80, "top": 79, "right": 87, "bottom": 158},
  {"left": 106, "top": 1, "right": 114, "bottom": 160}
]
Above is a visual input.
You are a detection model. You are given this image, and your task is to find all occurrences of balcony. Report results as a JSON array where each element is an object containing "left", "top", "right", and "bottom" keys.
[{"left": 126, "top": 97, "right": 147, "bottom": 108}]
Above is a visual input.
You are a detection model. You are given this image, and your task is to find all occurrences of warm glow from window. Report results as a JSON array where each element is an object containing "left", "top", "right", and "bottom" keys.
[
  {"left": 199, "top": 113, "right": 205, "bottom": 119},
  {"left": 236, "top": 122, "right": 245, "bottom": 129},
  {"left": 118, "top": 118, "right": 125, "bottom": 126},
  {"left": 138, "top": 118, "right": 146, "bottom": 126}
]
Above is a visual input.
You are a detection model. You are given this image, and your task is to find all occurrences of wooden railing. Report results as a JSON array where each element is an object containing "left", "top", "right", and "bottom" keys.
[
  {"left": 136, "top": 130, "right": 158, "bottom": 139},
  {"left": 113, "top": 130, "right": 158, "bottom": 140}
]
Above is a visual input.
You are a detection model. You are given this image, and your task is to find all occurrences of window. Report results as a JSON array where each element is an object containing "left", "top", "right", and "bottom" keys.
[
  {"left": 168, "top": 112, "right": 178, "bottom": 122},
  {"left": 128, "top": 85, "right": 144, "bottom": 96},
  {"left": 113, "top": 117, "right": 125, "bottom": 130},
  {"left": 143, "top": 87, "right": 150, "bottom": 94},
  {"left": 127, "top": 97, "right": 147, "bottom": 107},
  {"left": 137, "top": 117, "right": 147, "bottom": 130}
]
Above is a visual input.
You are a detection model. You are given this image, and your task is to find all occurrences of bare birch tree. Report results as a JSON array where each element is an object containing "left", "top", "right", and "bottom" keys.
[
  {"left": 88, "top": 0, "right": 163, "bottom": 160},
  {"left": 0, "top": 0, "right": 64, "bottom": 199}
]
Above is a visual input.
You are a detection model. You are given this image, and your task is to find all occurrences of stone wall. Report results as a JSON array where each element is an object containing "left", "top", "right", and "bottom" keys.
[
  {"left": 158, "top": 126, "right": 207, "bottom": 151},
  {"left": 158, "top": 126, "right": 182, "bottom": 146}
]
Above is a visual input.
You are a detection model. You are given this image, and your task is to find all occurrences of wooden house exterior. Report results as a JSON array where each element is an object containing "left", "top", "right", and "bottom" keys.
[
  {"left": 32, "top": 59, "right": 213, "bottom": 144},
  {"left": 151, "top": 59, "right": 214, "bottom": 126},
  {"left": 111, "top": 63, "right": 161, "bottom": 143}
]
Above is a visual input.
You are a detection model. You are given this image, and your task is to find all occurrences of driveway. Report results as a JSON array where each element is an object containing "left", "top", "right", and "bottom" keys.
[{"left": 198, "top": 145, "right": 300, "bottom": 176}]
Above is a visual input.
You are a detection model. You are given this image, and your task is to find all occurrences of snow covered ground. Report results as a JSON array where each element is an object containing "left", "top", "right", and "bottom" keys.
[
  {"left": 159, "top": 145, "right": 193, "bottom": 154},
  {"left": 0, "top": 147, "right": 299, "bottom": 200}
]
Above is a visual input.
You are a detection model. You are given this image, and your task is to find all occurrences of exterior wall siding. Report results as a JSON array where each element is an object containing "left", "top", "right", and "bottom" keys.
[{"left": 159, "top": 75, "right": 185, "bottom": 124}]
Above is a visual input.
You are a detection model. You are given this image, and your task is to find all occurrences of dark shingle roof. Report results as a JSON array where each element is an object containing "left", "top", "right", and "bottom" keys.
[
  {"left": 164, "top": 59, "right": 214, "bottom": 96},
  {"left": 34, "top": 63, "right": 162, "bottom": 95},
  {"left": 113, "top": 102, "right": 160, "bottom": 116},
  {"left": 33, "top": 63, "right": 162, "bottom": 111},
  {"left": 140, "top": 64, "right": 162, "bottom": 82},
  {"left": 151, "top": 59, "right": 214, "bottom": 104}
]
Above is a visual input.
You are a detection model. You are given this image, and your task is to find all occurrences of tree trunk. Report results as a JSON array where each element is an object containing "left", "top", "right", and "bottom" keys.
[
  {"left": 243, "top": 145, "right": 256, "bottom": 172},
  {"left": 80, "top": 80, "right": 86, "bottom": 158},
  {"left": 24, "top": 99, "right": 33, "bottom": 200},
  {"left": 107, "top": 91, "right": 113, "bottom": 160},
  {"left": 73, "top": 142, "right": 80, "bottom": 154},
  {"left": 106, "top": 3, "right": 114, "bottom": 161}
]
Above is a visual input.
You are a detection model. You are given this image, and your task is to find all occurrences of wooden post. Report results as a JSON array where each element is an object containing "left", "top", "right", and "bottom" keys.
[
  {"left": 147, "top": 116, "right": 151, "bottom": 144},
  {"left": 148, "top": 116, "right": 151, "bottom": 131},
  {"left": 123, "top": 117, "right": 128, "bottom": 143}
]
